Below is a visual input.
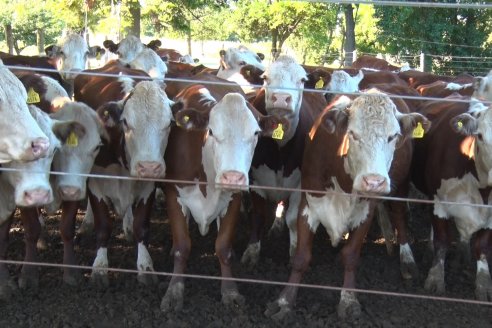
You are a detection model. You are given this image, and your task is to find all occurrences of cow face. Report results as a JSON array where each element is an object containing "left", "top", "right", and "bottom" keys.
[
  {"left": 451, "top": 103, "right": 492, "bottom": 185},
  {"left": 109, "top": 35, "right": 144, "bottom": 64},
  {"left": 129, "top": 48, "right": 168, "bottom": 82},
  {"left": 119, "top": 81, "right": 173, "bottom": 178},
  {"left": 50, "top": 102, "right": 107, "bottom": 201},
  {"left": 262, "top": 55, "right": 307, "bottom": 145},
  {"left": 326, "top": 70, "right": 364, "bottom": 102},
  {"left": 473, "top": 71, "right": 492, "bottom": 101},
  {"left": 2, "top": 106, "right": 62, "bottom": 207},
  {"left": 0, "top": 64, "right": 50, "bottom": 163},
  {"left": 322, "top": 91, "right": 429, "bottom": 194}
]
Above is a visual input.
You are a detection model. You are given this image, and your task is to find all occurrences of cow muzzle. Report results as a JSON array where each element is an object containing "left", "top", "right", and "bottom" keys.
[
  {"left": 357, "top": 174, "right": 389, "bottom": 194},
  {"left": 136, "top": 161, "right": 165, "bottom": 178},
  {"left": 59, "top": 185, "right": 82, "bottom": 201},
  {"left": 217, "top": 171, "right": 248, "bottom": 190},
  {"left": 271, "top": 93, "right": 292, "bottom": 109},
  {"left": 22, "top": 187, "right": 52, "bottom": 206}
]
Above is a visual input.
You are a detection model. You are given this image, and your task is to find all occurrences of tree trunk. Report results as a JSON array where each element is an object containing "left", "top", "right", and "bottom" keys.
[
  {"left": 36, "top": 28, "right": 45, "bottom": 55},
  {"left": 343, "top": 4, "right": 356, "bottom": 67},
  {"left": 127, "top": 0, "right": 141, "bottom": 38},
  {"left": 187, "top": 21, "right": 192, "bottom": 55},
  {"left": 4, "top": 24, "right": 14, "bottom": 55},
  {"left": 271, "top": 28, "right": 279, "bottom": 60}
]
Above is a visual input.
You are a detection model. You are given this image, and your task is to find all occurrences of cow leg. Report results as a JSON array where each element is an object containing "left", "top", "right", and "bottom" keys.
[
  {"left": 123, "top": 207, "right": 134, "bottom": 242},
  {"left": 60, "top": 200, "right": 81, "bottom": 285},
  {"left": 18, "top": 207, "right": 41, "bottom": 290},
  {"left": 424, "top": 217, "right": 449, "bottom": 294},
  {"left": 474, "top": 229, "right": 492, "bottom": 301},
  {"left": 269, "top": 200, "right": 286, "bottom": 237},
  {"left": 216, "top": 193, "right": 244, "bottom": 307},
  {"left": 337, "top": 201, "right": 376, "bottom": 320},
  {"left": 0, "top": 215, "right": 15, "bottom": 299},
  {"left": 376, "top": 202, "right": 395, "bottom": 256},
  {"left": 77, "top": 201, "right": 94, "bottom": 237},
  {"left": 88, "top": 190, "right": 113, "bottom": 288},
  {"left": 241, "top": 191, "right": 269, "bottom": 269},
  {"left": 133, "top": 190, "right": 157, "bottom": 285},
  {"left": 265, "top": 196, "right": 314, "bottom": 321},
  {"left": 386, "top": 200, "right": 418, "bottom": 280},
  {"left": 161, "top": 186, "right": 191, "bottom": 313},
  {"left": 285, "top": 192, "right": 301, "bottom": 258}
]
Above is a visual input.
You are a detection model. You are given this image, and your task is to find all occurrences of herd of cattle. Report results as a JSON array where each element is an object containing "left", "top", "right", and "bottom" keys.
[{"left": 0, "top": 33, "right": 491, "bottom": 320}]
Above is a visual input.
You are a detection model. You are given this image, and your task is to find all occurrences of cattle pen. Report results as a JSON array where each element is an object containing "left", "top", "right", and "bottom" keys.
[{"left": 0, "top": 0, "right": 491, "bottom": 327}]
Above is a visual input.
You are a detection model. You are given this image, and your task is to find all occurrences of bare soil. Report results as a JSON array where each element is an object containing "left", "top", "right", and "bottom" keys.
[{"left": 0, "top": 195, "right": 491, "bottom": 328}]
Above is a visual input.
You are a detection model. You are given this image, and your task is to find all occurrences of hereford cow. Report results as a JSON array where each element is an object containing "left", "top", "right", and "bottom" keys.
[
  {"left": 350, "top": 55, "right": 405, "bottom": 71},
  {"left": 241, "top": 55, "right": 327, "bottom": 268},
  {"left": 265, "top": 90, "right": 430, "bottom": 320},
  {"left": 411, "top": 95, "right": 492, "bottom": 301},
  {"left": 416, "top": 80, "right": 474, "bottom": 99},
  {"left": 473, "top": 70, "right": 492, "bottom": 101},
  {"left": 160, "top": 86, "right": 285, "bottom": 312},
  {"left": 0, "top": 61, "right": 50, "bottom": 163}
]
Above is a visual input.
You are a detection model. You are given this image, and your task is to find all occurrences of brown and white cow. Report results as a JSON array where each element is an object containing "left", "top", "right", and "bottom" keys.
[
  {"left": 88, "top": 80, "right": 177, "bottom": 286},
  {"left": 241, "top": 55, "right": 326, "bottom": 268},
  {"left": 350, "top": 55, "right": 406, "bottom": 72},
  {"left": 265, "top": 90, "right": 430, "bottom": 320},
  {"left": 160, "top": 85, "right": 284, "bottom": 312},
  {"left": 416, "top": 80, "right": 474, "bottom": 99},
  {"left": 0, "top": 61, "right": 50, "bottom": 163},
  {"left": 411, "top": 95, "right": 492, "bottom": 301}
]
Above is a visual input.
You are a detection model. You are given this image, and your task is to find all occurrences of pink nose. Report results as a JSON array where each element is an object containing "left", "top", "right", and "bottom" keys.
[
  {"left": 361, "top": 174, "right": 387, "bottom": 193},
  {"left": 136, "top": 161, "right": 164, "bottom": 178},
  {"left": 23, "top": 188, "right": 51, "bottom": 206},
  {"left": 219, "top": 171, "right": 247, "bottom": 188},
  {"left": 30, "top": 137, "right": 50, "bottom": 159},
  {"left": 272, "top": 93, "right": 292, "bottom": 108},
  {"left": 59, "top": 186, "right": 82, "bottom": 200}
]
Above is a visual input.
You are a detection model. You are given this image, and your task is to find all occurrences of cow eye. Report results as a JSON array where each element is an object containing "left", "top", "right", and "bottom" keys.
[
  {"left": 477, "top": 133, "right": 483, "bottom": 141},
  {"left": 254, "top": 130, "right": 261, "bottom": 136},
  {"left": 208, "top": 128, "right": 213, "bottom": 137},
  {"left": 239, "top": 61, "right": 246, "bottom": 66},
  {"left": 349, "top": 131, "right": 360, "bottom": 141},
  {"left": 388, "top": 133, "right": 399, "bottom": 143}
]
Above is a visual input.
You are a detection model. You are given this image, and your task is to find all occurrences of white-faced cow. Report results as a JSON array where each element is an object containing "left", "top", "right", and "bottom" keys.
[
  {"left": 241, "top": 55, "right": 326, "bottom": 268},
  {"left": 411, "top": 95, "right": 492, "bottom": 301},
  {"left": 265, "top": 90, "right": 430, "bottom": 320},
  {"left": 0, "top": 61, "right": 50, "bottom": 163},
  {"left": 160, "top": 85, "right": 285, "bottom": 312}
]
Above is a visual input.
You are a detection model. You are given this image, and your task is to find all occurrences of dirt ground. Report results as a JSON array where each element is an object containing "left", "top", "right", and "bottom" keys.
[{"left": 0, "top": 193, "right": 491, "bottom": 328}]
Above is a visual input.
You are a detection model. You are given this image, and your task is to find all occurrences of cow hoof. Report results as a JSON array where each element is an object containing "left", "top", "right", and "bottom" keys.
[
  {"left": 401, "top": 261, "right": 419, "bottom": 280},
  {"left": 241, "top": 242, "right": 260, "bottom": 270},
  {"left": 264, "top": 300, "right": 292, "bottom": 321},
  {"left": 475, "top": 271, "right": 492, "bottom": 301},
  {"left": 63, "top": 269, "right": 82, "bottom": 286},
  {"left": 222, "top": 290, "right": 245, "bottom": 308},
  {"left": 424, "top": 266, "right": 445, "bottom": 294},
  {"left": 18, "top": 271, "right": 39, "bottom": 290},
  {"left": 90, "top": 272, "right": 109, "bottom": 288},
  {"left": 137, "top": 272, "right": 158, "bottom": 286},
  {"left": 160, "top": 282, "right": 184, "bottom": 313},
  {"left": 337, "top": 291, "right": 361, "bottom": 319}
]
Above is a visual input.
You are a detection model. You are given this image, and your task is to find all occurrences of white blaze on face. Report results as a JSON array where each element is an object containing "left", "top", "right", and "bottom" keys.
[
  {"left": 121, "top": 81, "right": 173, "bottom": 178},
  {"left": 129, "top": 48, "right": 168, "bottom": 81},
  {"left": 117, "top": 35, "right": 144, "bottom": 64},
  {"left": 344, "top": 92, "right": 401, "bottom": 194},
  {"left": 328, "top": 70, "right": 364, "bottom": 94},
  {"left": 468, "top": 107, "right": 492, "bottom": 186},
  {"left": 51, "top": 102, "right": 105, "bottom": 201},
  {"left": 3, "top": 106, "right": 61, "bottom": 206},
  {"left": 262, "top": 55, "right": 307, "bottom": 144},
  {"left": 204, "top": 93, "right": 261, "bottom": 189},
  {"left": 56, "top": 34, "right": 90, "bottom": 82},
  {"left": 0, "top": 64, "right": 49, "bottom": 163}
]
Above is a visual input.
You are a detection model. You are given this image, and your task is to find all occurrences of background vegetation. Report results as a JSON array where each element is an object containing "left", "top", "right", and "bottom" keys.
[{"left": 1, "top": 0, "right": 491, "bottom": 74}]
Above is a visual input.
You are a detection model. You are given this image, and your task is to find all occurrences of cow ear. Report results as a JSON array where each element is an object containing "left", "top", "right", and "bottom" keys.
[
  {"left": 103, "top": 40, "right": 118, "bottom": 53},
  {"left": 45, "top": 45, "right": 59, "bottom": 57},
  {"left": 170, "top": 100, "right": 184, "bottom": 118},
  {"left": 96, "top": 102, "right": 123, "bottom": 128},
  {"left": 257, "top": 52, "right": 265, "bottom": 61},
  {"left": 257, "top": 115, "right": 290, "bottom": 138},
  {"left": 320, "top": 96, "right": 352, "bottom": 134},
  {"left": 175, "top": 109, "right": 209, "bottom": 130},
  {"left": 398, "top": 112, "right": 431, "bottom": 138},
  {"left": 146, "top": 39, "right": 161, "bottom": 51},
  {"left": 52, "top": 121, "right": 86, "bottom": 145},
  {"left": 89, "top": 46, "right": 105, "bottom": 58},
  {"left": 450, "top": 113, "right": 477, "bottom": 136}
]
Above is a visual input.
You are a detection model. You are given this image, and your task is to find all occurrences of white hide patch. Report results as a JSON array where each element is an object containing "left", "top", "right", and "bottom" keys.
[
  {"left": 251, "top": 165, "right": 301, "bottom": 202},
  {"left": 176, "top": 182, "right": 233, "bottom": 236},
  {"left": 302, "top": 177, "right": 370, "bottom": 246},
  {"left": 92, "top": 247, "right": 108, "bottom": 274},
  {"left": 445, "top": 82, "right": 472, "bottom": 91},
  {"left": 434, "top": 172, "right": 492, "bottom": 239},
  {"left": 137, "top": 242, "right": 154, "bottom": 272},
  {"left": 118, "top": 74, "right": 134, "bottom": 97}
]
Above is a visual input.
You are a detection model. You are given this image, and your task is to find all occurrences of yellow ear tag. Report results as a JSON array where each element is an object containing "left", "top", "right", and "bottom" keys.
[
  {"left": 27, "top": 88, "right": 40, "bottom": 104},
  {"left": 66, "top": 131, "right": 79, "bottom": 147},
  {"left": 315, "top": 78, "right": 324, "bottom": 89},
  {"left": 412, "top": 122, "right": 425, "bottom": 139},
  {"left": 177, "top": 115, "right": 189, "bottom": 128},
  {"left": 457, "top": 121, "right": 463, "bottom": 130},
  {"left": 272, "top": 123, "right": 284, "bottom": 140}
]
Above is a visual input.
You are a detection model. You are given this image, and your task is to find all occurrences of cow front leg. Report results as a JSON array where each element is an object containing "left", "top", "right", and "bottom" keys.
[
  {"left": 60, "top": 201, "right": 81, "bottom": 285},
  {"left": 18, "top": 207, "right": 41, "bottom": 290},
  {"left": 161, "top": 185, "right": 191, "bottom": 313},
  {"left": 285, "top": 192, "right": 301, "bottom": 258},
  {"left": 0, "top": 215, "right": 15, "bottom": 300},
  {"left": 88, "top": 190, "right": 113, "bottom": 288},
  {"left": 338, "top": 202, "right": 376, "bottom": 320},
  {"left": 133, "top": 189, "right": 157, "bottom": 285},
  {"left": 474, "top": 229, "right": 492, "bottom": 301},
  {"left": 424, "top": 217, "right": 449, "bottom": 294},
  {"left": 265, "top": 196, "right": 313, "bottom": 321},
  {"left": 241, "top": 191, "right": 269, "bottom": 269}
]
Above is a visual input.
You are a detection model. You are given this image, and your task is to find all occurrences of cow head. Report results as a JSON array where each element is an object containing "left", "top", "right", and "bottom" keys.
[
  {"left": 175, "top": 93, "right": 285, "bottom": 190},
  {"left": 321, "top": 90, "right": 430, "bottom": 194},
  {"left": 2, "top": 106, "right": 64, "bottom": 206},
  {"left": 261, "top": 55, "right": 307, "bottom": 145},
  {"left": 0, "top": 64, "right": 50, "bottom": 163},
  {"left": 45, "top": 34, "right": 104, "bottom": 83},
  {"left": 128, "top": 48, "right": 168, "bottom": 82},
  {"left": 451, "top": 101, "right": 492, "bottom": 186},
  {"left": 103, "top": 35, "right": 144, "bottom": 64},
  {"left": 97, "top": 81, "right": 174, "bottom": 178},
  {"left": 472, "top": 71, "right": 492, "bottom": 101},
  {"left": 49, "top": 102, "right": 108, "bottom": 201},
  {"left": 326, "top": 70, "right": 364, "bottom": 103}
]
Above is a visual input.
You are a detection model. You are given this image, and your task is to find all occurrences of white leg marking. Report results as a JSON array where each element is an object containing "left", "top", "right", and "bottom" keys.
[
  {"left": 137, "top": 242, "right": 155, "bottom": 273},
  {"left": 92, "top": 247, "right": 108, "bottom": 275}
]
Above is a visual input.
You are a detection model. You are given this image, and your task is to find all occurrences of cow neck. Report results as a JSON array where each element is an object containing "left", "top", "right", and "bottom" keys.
[
  {"left": 95, "top": 127, "right": 129, "bottom": 170},
  {"left": 199, "top": 137, "right": 218, "bottom": 198}
]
